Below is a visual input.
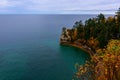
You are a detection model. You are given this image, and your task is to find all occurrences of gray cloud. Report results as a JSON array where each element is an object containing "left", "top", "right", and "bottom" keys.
[{"left": 0, "top": 0, "right": 119, "bottom": 13}]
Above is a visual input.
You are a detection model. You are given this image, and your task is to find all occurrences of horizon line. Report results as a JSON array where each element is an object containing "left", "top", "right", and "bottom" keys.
[{"left": 0, "top": 10, "right": 117, "bottom": 14}]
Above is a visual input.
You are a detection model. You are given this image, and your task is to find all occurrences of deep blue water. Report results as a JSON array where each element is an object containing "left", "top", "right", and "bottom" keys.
[{"left": 0, "top": 14, "right": 112, "bottom": 80}]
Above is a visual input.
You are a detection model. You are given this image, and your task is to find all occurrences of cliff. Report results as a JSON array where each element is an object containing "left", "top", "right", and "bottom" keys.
[
  {"left": 60, "top": 27, "right": 71, "bottom": 44},
  {"left": 60, "top": 27, "right": 94, "bottom": 56}
]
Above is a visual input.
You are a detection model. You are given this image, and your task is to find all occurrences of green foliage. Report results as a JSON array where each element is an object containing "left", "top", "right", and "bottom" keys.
[
  {"left": 73, "top": 39, "right": 120, "bottom": 80},
  {"left": 73, "top": 20, "right": 84, "bottom": 39},
  {"left": 72, "top": 8, "right": 120, "bottom": 48},
  {"left": 71, "top": 7, "right": 120, "bottom": 80}
]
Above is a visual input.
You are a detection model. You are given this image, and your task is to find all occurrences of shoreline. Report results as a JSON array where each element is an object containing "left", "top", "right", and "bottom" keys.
[{"left": 60, "top": 42, "right": 94, "bottom": 57}]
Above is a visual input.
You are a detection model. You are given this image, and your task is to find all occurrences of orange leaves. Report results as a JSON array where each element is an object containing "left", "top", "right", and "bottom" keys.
[
  {"left": 74, "top": 39, "right": 120, "bottom": 80},
  {"left": 107, "top": 16, "right": 114, "bottom": 22},
  {"left": 87, "top": 37, "right": 99, "bottom": 50},
  {"left": 105, "top": 39, "right": 120, "bottom": 55}
]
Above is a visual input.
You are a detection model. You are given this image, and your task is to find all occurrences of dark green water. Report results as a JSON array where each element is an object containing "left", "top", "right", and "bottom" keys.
[{"left": 0, "top": 14, "right": 96, "bottom": 80}]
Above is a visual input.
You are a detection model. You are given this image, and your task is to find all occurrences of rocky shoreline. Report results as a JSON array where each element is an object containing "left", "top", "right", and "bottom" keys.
[
  {"left": 60, "top": 42, "right": 94, "bottom": 57},
  {"left": 60, "top": 27, "right": 94, "bottom": 57}
]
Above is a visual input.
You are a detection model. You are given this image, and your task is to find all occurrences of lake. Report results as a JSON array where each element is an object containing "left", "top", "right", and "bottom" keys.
[{"left": 0, "top": 14, "right": 111, "bottom": 80}]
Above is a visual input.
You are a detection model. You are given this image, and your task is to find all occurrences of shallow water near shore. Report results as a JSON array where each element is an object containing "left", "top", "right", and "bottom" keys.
[{"left": 0, "top": 14, "right": 112, "bottom": 80}]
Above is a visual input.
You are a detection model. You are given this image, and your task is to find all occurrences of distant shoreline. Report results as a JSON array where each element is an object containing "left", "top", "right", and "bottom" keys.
[{"left": 60, "top": 42, "right": 94, "bottom": 57}]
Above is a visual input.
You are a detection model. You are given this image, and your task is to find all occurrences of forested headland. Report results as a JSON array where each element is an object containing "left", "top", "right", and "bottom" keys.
[{"left": 60, "top": 8, "right": 120, "bottom": 80}]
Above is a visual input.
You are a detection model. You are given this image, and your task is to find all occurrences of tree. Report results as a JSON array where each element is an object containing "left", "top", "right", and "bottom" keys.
[
  {"left": 116, "top": 7, "right": 120, "bottom": 38},
  {"left": 73, "top": 20, "right": 84, "bottom": 39},
  {"left": 97, "top": 13, "right": 105, "bottom": 23},
  {"left": 73, "top": 39, "right": 120, "bottom": 80}
]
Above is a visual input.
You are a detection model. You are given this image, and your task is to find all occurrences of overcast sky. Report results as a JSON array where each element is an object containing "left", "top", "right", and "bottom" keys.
[{"left": 0, "top": 0, "right": 119, "bottom": 14}]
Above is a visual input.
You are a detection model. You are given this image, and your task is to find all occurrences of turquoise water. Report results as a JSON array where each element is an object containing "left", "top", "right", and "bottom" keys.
[{"left": 0, "top": 14, "right": 105, "bottom": 80}]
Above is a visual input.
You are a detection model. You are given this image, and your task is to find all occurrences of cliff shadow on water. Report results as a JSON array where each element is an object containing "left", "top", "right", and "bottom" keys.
[{"left": 59, "top": 45, "right": 91, "bottom": 66}]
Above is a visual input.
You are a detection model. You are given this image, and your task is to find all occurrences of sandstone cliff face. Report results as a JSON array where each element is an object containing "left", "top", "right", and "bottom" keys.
[{"left": 60, "top": 27, "right": 71, "bottom": 44}]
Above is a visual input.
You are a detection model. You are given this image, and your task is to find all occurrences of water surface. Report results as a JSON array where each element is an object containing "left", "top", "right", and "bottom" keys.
[{"left": 0, "top": 14, "right": 105, "bottom": 80}]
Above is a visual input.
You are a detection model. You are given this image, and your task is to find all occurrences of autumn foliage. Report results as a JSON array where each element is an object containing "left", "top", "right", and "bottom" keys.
[
  {"left": 74, "top": 39, "right": 120, "bottom": 80},
  {"left": 69, "top": 8, "right": 120, "bottom": 80}
]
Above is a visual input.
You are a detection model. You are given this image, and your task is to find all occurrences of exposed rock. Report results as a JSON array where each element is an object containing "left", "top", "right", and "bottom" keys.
[{"left": 60, "top": 27, "right": 71, "bottom": 44}]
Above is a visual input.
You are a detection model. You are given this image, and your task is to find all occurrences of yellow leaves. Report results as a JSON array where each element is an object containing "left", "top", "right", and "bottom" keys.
[
  {"left": 87, "top": 37, "right": 99, "bottom": 50},
  {"left": 71, "top": 28, "right": 78, "bottom": 41},
  {"left": 74, "top": 39, "right": 120, "bottom": 80},
  {"left": 97, "top": 39, "right": 120, "bottom": 56},
  {"left": 96, "top": 49, "right": 104, "bottom": 56},
  {"left": 95, "top": 40, "right": 120, "bottom": 80},
  {"left": 107, "top": 16, "right": 114, "bottom": 22},
  {"left": 105, "top": 68, "right": 107, "bottom": 75},
  {"left": 115, "top": 65, "right": 118, "bottom": 68},
  {"left": 97, "top": 76, "right": 106, "bottom": 80},
  {"left": 106, "top": 39, "right": 120, "bottom": 55},
  {"left": 73, "top": 28, "right": 78, "bottom": 40}
]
